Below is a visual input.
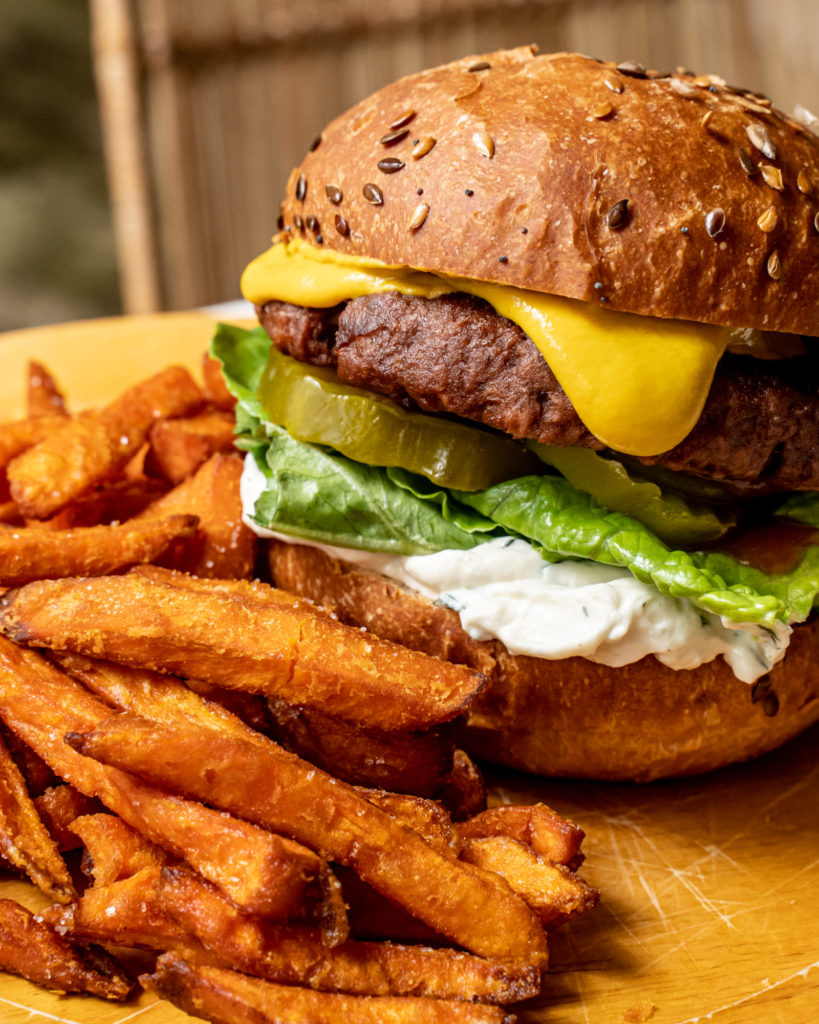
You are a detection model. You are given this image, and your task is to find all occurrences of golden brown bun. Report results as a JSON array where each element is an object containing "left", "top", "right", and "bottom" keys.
[
  {"left": 267, "top": 539, "right": 819, "bottom": 782},
  {"left": 280, "top": 47, "right": 819, "bottom": 336}
]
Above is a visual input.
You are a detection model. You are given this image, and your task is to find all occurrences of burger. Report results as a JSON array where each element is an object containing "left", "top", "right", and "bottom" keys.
[{"left": 213, "top": 47, "right": 819, "bottom": 780}]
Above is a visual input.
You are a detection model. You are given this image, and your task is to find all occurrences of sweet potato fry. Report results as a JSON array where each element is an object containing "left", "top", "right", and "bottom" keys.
[
  {"left": 136, "top": 452, "right": 256, "bottom": 578},
  {"left": 337, "top": 866, "right": 446, "bottom": 945},
  {"left": 70, "top": 813, "right": 165, "bottom": 885},
  {"left": 29, "top": 647, "right": 455, "bottom": 947},
  {"left": 30, "top": 476, "right": 169, "bottom": 530},
  {"left": 33, "top": 784, "right": 103, "bottom": 851},
  {"left": 27, "top": 361, "right": 68, "bottom": 419},
  {"left": 1, "top": 724, "right": 56, "bottom": 795},
  {"left": 145, "top": 410, "right": 237, "bottom": 484},
  {"left": 133, "top": 561, "right": 324, "bottom": 610},
  {"left": 0, "top": 732, "right": 74, "bottom": 902},
  {"left": 8, "top": 365, "right": 202, "bottom": 518},
  {"left": 143, "top": 952, "right": 516, "bottom": 1024},
  {"left": 42, "top": 650, "right": 346, "bottom": 942},
  {"left": 53, "top": 650, "right": 274, "bottom": 745},
  {"left": 458, "top": 837, "right": 599, "bottom": 929},
  {"left": 358, "top": 789, "right": 459, "bottom": 856},
  {"left": 109, "top": 771, "right": 347, "bottom": 939},
  {"left": 158, "top": 865, "right": 541, "bottom": 1004},
  {"left": 0, "top": 501, "right": 21, "bottom": 524},
  {"left": 0, "top": 637, "right": 347, "bottom": 932},
  {"left": 202, "top": 352, "right": 237, "bottom": 410},
  {"left": 268, "top": 696, "right": 455, "bottom": 796},
  {"left": 457, "top": 804, "right": 585, "bottom": 867},
  {"left": 186, "top": 678, "right": 273, "bottom": 732},
  {"left": 39, "top": 866, "right": 202, "bottom": 955},
  {"left": 0, "top": 514, "right": 198, "bottom": 585},
  {"left": 0, "top": 897, "right": 130, "bottom": 999},
  {"left": 0, "top": 415, "right": 68, "bottom": 472},
  {"left": 435, "top": 749, "right": 488, "bottom": 821},
  {"left": 67, "top": 712, "right": 547, "bottom": 964},
  {"left": 50, "top": 649, "right": 279, "bottom": 751},
  {"left": 0, "top": 573, "right": 487, "bottom": 730}
]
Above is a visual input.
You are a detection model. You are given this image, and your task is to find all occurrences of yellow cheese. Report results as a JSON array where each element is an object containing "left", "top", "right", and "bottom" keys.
[{"left": 241, "top": 239, "right": 732, "bottom": 456}]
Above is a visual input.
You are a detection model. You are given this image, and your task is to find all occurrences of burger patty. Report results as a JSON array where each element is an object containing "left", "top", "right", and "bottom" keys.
[{"left": 258, "top": 292, "right": 819, "bottom": 492}]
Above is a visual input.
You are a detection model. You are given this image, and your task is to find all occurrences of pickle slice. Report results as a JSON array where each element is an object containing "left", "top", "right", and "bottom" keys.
[
  {"left": 530, "top": 443, "right": 736, "bottom": 547},
  {"left": 258, "top": 347, "right": 540, "bottom": 491}
]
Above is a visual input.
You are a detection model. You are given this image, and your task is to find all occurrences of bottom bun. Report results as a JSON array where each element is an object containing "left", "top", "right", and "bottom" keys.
[{"left": 267, "top": 540, "right": 819, "bottom": 781}]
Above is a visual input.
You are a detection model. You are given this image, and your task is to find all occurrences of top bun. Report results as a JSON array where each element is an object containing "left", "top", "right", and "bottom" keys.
[{"left": 279, "top": 47, "right": 819, "bottom": 336}]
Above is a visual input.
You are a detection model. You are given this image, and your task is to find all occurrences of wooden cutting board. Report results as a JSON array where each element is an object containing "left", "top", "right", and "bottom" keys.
[{"left": 0, "top": 314, "right": 817, "bottom": 1024}]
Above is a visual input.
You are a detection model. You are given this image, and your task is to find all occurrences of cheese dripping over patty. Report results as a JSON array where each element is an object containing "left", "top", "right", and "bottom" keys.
[{"left": 242, "top": 237, "right": 735, "bottom": 456}]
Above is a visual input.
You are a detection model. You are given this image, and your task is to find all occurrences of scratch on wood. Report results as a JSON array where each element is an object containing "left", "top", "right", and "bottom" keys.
[
  {"left": 674, "top": 959, "right": 819, "bottom": 1022},
  {"left": 0, "top": 994, "right": 88, "bottom": 1024}
]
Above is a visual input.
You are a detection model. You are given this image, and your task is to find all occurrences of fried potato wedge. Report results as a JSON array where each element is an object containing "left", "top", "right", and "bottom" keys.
[
  {"left": 67, "top": 713, "right": 547, "bottom": 964},
  {"left": 435, "top": 749, "right": 488, "bottom": 821},
  {"left": 133, "top": 562, "right": 325, "bottom": 611},
  {"left": 202, "top": 351, "right": 237, "bottom": 411},
  {"left": 143, "top": 952, "right": 517, "bottom": 1024},
  {"left": 27, "top": 361, "right": 68, "bottom": 419},
  {"left": 458, "top": 837, "right": 599, "bottom": 929},
  {"left": 39, "top": 866, "right": 202, "bottom": 955},
  {"left": 0, "top": 501, "right": 20, "bottom": 524},
  {"left": 337, "top": 866, "right": 445, "bottom": 945},
  {"left": 146, "top": 410, "right": 237, "bottom": 484},
  {"left": 0, "top": 573, "right": 487, "bottom": 730},
  {"left": 0, "top": 415, "right": 68, "bottom": 472},
  {"left": 357, "top": 790, "right": 459, "bottom": 856},
  {"left": 159, "top": 865, "right": 541, "bottom": 1004},
  {"left": 457, "top": 804, "right": 585, "bottom": 867},
  {"left": 0, "top": 732, "right": 74, "bottom": 902},
  {"left": 8, "top": 365, "right": 202, "bottom": 518},
  {"left": 33, "top": 784, "right": 103, "bottom": 852},
  {"left": 51, "top": 650, "right": 271, "bottom": 745},
  {"left": 1, "top": 724, "right": 56, "bottom": 795},
  {"left": 268, "top": 696, "right": 455, "bottom": 796},
  {"left": 186, "top": 678, "right": 273, "bottom": 733},
  {"left": 70, "top": 813, "right": 166, "bottom": 886},
  {"left": 0, "top": 514, "right": 198, "bottom": 585},
  {"left": 40, "top": 650, "right": 347, "bottom": 943},
  {"left": 30, "top": 476, "right": 169, "bottom": 530},
  {"left": 136, "top": 452, "right": 256, "bottom": 578},
  {"left": 0, "top": 638, "right": 345, "bottom": 928},
  {"left": 110, "top": 770, "right": 346, "bottom": 935},
  {"left": 0, "top": 897, "right": 130, "bottom": 999}
]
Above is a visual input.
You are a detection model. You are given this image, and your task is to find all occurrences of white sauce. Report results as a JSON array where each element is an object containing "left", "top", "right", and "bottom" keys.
[{"left": 241, "top": 454, "right": 790, "bottom": 684}]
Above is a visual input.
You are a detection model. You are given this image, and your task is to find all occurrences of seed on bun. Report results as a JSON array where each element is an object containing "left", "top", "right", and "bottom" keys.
[{"left": 275, "top": 46, "right": 819, "bottom": 335}]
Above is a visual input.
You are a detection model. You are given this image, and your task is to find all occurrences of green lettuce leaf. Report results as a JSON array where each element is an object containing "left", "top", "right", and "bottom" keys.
[
  {"left": 774, "top": 491, "right": 819, "bottom": 528},
  {"left": 212, "top": 322, "right": 819, "bottom": 626},
  {"left": 250, "top": 425, "right": 498, "bottom": 554},
  {"left": 211, "top": 321, "right": 270, "bottom": 421},
  {"left": 213, "top": 323, "right": 495, "bottom": 553},
  {"left": 453, "top": 477, "right": 819, "bottom": 625}
]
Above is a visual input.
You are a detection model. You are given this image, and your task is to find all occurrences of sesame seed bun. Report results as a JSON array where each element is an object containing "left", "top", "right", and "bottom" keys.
[
  {"left": 280, "top": 47, "right": 819, "bottom": 336},
  {"left": 268, "top": 540, "right": 819, "bottom": 782}
]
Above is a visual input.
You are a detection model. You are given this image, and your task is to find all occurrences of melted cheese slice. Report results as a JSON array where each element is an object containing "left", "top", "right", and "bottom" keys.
[{"left": 242, "top": 239, "right": 732, "bottom": 456}]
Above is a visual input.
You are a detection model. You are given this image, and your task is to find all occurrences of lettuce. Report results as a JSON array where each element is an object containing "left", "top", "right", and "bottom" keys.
[
  {"left": 774, "top": 490, "right": 819, "bottom": 528},
  {"left": 247, "top": 425, "right": 500, "bottom": 554},
  {"left": 452, "top": 477, "right": 819, "bottom": 625},
  {"left": 213, "top": 322, "right": 819, "bottom": 627}
]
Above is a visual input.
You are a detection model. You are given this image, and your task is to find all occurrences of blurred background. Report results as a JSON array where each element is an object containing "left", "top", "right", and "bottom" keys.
[{"left": 2, "top": 0, "right": 818, "bottom": 331}]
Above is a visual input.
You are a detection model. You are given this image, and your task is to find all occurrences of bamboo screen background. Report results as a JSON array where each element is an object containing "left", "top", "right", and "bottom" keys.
[{"left": 90, "top": 0, "right": 819, "bottom": 313}]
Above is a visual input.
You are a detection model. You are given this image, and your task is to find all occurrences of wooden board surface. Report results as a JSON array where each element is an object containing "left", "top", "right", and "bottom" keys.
[{"left": 0, "top": 314, "right": 817, "bottom": 1024}]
